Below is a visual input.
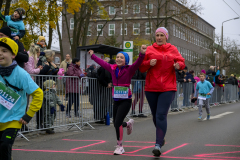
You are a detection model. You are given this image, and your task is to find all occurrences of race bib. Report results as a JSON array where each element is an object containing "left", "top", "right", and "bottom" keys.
[
  {"left": 113, "top": 86, "right": 128, "bottom": 98},
  {"left": 198, "top": 93, "right": 206, "bottom": 100},
  {"left": 0, "top": 82, "right": 21, "bottom": 110}
]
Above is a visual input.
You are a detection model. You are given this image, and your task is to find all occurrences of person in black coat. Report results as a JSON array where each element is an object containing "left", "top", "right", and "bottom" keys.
[
  {"left": 175, "top": 69, "right": 185, "bottom": 82},
  {"left": 0, "top": 26, "right": 28, "bottom": 68},
  {"left": 94, "top": 59, "right": 115, "bottom": 123},
  {"left": 131, "top": 69, "right": 147, "bottom": 117}
]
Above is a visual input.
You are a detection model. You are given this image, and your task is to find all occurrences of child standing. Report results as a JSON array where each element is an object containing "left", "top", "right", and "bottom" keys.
[
  {"left": 88, "top": 45, "right": 146, "bottom": 155},
  {"left": 0, "top": 37, "right": 43, "bottom": 159},
  {"left": 193, "top": 73, "right": 214, "bottom": 120},
  {"left": 0, "top": 8, "right": 26, "bottom": 40},
  {"left": 43, "top": 80, "right": 65, "bottom": 134}
]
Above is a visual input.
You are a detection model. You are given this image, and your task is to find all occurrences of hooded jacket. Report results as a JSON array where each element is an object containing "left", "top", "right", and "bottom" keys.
[{"left": 139, "top": 43, "right": 185, "bottom": 92}]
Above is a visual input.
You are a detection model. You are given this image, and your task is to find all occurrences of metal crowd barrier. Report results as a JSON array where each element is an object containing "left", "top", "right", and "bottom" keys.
[{"left": 19, "top": 75, "right": 239, "bottom": 140}]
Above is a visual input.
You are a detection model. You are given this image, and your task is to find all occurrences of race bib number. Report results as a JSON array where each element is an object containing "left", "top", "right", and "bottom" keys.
[
  {"left": 113, "top": 86, "right": 128, "bottom": 98},
  {"left": 0, "top": 82, "right": 21, "bottom": 110},
  {"left": 198, "top": 93, "right": 206, "bottom": 100}
]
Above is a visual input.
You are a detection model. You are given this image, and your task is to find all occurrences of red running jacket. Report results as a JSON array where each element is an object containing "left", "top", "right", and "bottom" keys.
[{"left": 139, "top": 43, "right": 185, "bottom": 92}]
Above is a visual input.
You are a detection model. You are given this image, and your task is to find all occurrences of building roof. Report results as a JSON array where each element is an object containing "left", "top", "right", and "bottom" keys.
[{"left": 77, "top": 44, "right": 123, "bottom": 55}]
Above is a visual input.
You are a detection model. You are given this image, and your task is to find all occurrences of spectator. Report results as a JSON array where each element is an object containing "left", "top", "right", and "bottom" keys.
[
  {"left": 131, "top": 68, "right": 147, "bottom": 117},
  {"left": 201, "top": 69, "right": 206, "bottom": 74},
  {"left": 86, "top": 64, "right": 97, "bottom": 78},
  {"left": 60, "top": 54, "right": 72, "bottom": 73},
  {"left": 95, "top": 58, "right": 115, "bottom": 123},
  {"left": 234, "top": 75, "right": 238, "bottom": 86},
  {"left": 0, "top": 26, "right": 28, "bottom": 68},
  {"left": 175, "top": 69, "right": 185, "bottom": 82},
  {"left": 24, "top": 43, "right": 42, "bottom": 78},
  {"left": 65, "top": 58, "right": 85, "bottom": 117},
  {"left": 227, "top": 74, "right": 235, "bottom": 85},
  {"left": 43, "top": 80, "right": 65, "bottom": 134},
  {"left": 183, "top": 70, "right": 196, "bottom": 107},
  {"left": 215, "top": 74, "right": 224, "bottom": 102},
  {"left": 35, "top": 50, "right": 59, "bottom": 129},
  {"left": 36, "top": 36, "right": 47, "bottom": 52}
]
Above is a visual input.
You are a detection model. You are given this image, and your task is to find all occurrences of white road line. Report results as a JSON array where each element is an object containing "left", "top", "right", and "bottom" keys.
[{"left": 203, "top": 112, "right": 234, "bottom": 121}]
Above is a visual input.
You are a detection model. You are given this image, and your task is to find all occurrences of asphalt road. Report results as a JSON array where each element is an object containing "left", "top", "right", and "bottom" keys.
[{"left": 13, "top": 102, "right": 240, "bottom": 160}]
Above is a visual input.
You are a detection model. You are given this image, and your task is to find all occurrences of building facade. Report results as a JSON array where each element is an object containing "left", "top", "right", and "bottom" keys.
[{"left": 62, "top": 0, "right": 215, "bottom": 71}]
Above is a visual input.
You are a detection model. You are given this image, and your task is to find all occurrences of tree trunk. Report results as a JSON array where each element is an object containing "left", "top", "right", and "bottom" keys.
[
  {"left": 3, "top": 0, "right": 12, "bottom": 27},
  {"left": 0, "top": 0, "right": 4, "bottom": 12},
  {"left": 47, "top": 1, "right": 54, "bottom": 49}
]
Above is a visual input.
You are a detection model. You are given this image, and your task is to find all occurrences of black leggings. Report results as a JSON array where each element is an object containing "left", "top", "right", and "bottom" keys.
[
  {"left": 113, "top": 99, "right": 132, "bottom": 141},
  {"left": 0, "top": 128, "right": 19, "bottom": 160}
]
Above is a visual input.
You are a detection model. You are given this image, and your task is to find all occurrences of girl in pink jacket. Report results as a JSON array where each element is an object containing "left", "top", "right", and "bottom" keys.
[
  {"left": 88, "top": 45, "right": 146, "bottom": 155},
  {"left": 24, "top": 43, "right": 43, "bottom": 78}
]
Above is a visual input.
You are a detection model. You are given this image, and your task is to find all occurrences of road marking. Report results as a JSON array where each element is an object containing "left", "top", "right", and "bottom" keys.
[{"left": 203, "top": 112, "right": 234, "bottom": 121}]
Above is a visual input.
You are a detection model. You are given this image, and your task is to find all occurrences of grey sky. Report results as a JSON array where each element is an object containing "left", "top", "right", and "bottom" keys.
[{"left": 199, "top": 0, "right": 240, "bottom": 45}]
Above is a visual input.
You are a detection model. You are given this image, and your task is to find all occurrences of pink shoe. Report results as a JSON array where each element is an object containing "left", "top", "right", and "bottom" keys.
[{"left": 127, "top": 119, "right": 134, "bottom": 135}]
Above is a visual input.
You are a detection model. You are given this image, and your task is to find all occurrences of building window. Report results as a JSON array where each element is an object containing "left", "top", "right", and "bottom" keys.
[
  {"left": 145, "top": 22, "right": 152, "bottom": 35},
  {"left": 54, "top": 57, "right": 60, "bottom": 64},
  {"left": 70, "top": 18, "right": 74, "bottom": 30},
  {"left": 133, "top": 4, "right": 140, "bottom": 14},
  {"left": 121, "top": 23, "right": 127, "bottom": 35},
  {"left": 173, "top": 24, "right": 175, "bottom": 36},
  {"left": 133, "top": 23, "right": 140, "bottom": 35},
  {"left": 146, "top": 4, "right": 153, "bottom": 13},
  {"left": 121, "top": 5, "right": 128, "bottom": 14},
  {"left": 87, "top": 25, "right": 91, "bottom": 36},
  {"left": 176, "top": 26, "right": 179, "bottom": 38},
  {"left": 109, "top": 24, "right": 115, "bottom": 36},
  {"left": 97, "top": 6, "right": 104, "bottom": 15},
  {"left": 109, "top": 6, "right": 115, "bottom": 15},
  {"left": 97, "top": 24, "right": 103, "bottom": 36}
]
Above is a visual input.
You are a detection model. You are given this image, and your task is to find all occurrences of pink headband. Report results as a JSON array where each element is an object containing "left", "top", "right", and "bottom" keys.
[{"left": 155, "top": 27, "right": 169, "bottom": 40}]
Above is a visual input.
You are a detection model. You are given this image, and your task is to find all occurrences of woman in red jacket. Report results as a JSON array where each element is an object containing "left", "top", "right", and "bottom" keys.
[{"left": 139, "top": 27, "right": 185, "bottom": 157}]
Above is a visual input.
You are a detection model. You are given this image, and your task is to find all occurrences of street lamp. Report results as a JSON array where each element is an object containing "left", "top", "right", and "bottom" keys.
[
  {"left": 221, "top": 17, "right": 240, "bottom": 66},
  {"left": 213, "top": 50, "right": 218, "bottom": 71}
]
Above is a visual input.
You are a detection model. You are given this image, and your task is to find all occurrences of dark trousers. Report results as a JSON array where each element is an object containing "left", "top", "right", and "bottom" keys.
[
  {"left": 145, "top": 91, "right": 175, "bottom": 146},
  {"left": 66, "top": 93, "right": 80, "bottom": 115},
  {"left": 113, "top": 99, "right": 132, "bottom": 141},
  {"left": 0, "top": 128, "right": 19, "bottom": 160}
]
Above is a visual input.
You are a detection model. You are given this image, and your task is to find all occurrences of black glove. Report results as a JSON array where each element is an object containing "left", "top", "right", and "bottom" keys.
[
  {"left": 50, "top": 107, "right": 56, "bottom": 114},
  {"left": 21, "top": 114, "right": 32, "bottom": 123},
  {"left": 60, "top": 105, "right": 65, "bottom": 111}
]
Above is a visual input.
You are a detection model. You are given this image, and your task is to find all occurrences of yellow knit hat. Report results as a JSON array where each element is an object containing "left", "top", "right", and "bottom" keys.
[
  {"left": 0, "top": 37, "right": 18, "bottom": 56},
  {"left": 231, "top": 74, "right": 234, "bottom": 77},
  {"left": 38, "top": 36, "right": 45, "bottom": 43}
]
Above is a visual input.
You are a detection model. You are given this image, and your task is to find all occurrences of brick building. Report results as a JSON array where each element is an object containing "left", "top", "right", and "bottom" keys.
[{"left": 62, "top": 0, "right": 215, "bottom": 71}]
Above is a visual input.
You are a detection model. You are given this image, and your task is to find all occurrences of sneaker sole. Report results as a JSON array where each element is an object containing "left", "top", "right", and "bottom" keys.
[
  {"left": 152, "top": 149, "right": 161, "bottom": 157},
  {"left": 114, "top": 151, "right": 125, "bottom": 155}
]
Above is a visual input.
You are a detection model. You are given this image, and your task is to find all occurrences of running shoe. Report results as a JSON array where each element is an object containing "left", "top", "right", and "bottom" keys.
[
  {"left": 138, "top": 113, "right": 147, "bottom": 117},
  {"left": 152, "top": 144, "right": 161, "bottom": 157},
  {"left": 113, "top": 145, "right": 125, "bottom": 155},
  {"left": 198, "top": 116, "right": 202, "bottom": 120},
  {"left": 207, "top": 114, "right": 210, "bottom": 120},
  {"left": 127, "top": 119, "right": 134, "bottom": 135}
]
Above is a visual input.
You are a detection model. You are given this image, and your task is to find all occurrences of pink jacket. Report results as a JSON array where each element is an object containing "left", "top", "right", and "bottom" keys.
[{"left": 24, "top": 56, "right": 40, "bottom": 76}]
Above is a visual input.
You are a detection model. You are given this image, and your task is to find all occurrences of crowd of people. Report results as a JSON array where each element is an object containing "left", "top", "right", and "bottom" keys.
[{"left": 0, "top": 8, "right": 239, "bottom": 159}]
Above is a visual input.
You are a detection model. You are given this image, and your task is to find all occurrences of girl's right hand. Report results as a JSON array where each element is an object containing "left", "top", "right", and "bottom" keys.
[{"left": 88, "top": 50, "right": 94, "bottom": 56}]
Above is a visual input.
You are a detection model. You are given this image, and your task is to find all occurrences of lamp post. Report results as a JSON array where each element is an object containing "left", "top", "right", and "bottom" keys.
[
  {"left": 122, "top": 0, "right": 125, "bottom": 48},
  {"left": 213, "top": 50, "right": 218, "bottom": 72},
  {"left": 221, "top": 17, "right": 240, "bottom": 67}
]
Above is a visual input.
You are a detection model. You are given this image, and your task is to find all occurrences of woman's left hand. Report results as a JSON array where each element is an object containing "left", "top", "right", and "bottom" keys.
[{"left": 174, "top": 63, "right": 180, "bottom": 69}]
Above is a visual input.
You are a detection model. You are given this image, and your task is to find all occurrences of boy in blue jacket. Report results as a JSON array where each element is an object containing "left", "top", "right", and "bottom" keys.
[
  {"left": 0, "top": 37, "right": 43, "bottom": 159},
  {"left": 193, "top": 73, "right": 214, "bottom": 120}
]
